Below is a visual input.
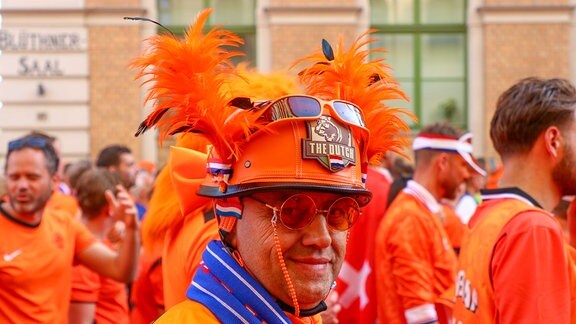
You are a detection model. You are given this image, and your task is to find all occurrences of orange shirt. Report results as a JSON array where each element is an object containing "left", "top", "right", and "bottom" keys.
[
  {"left": 70, "top": 239, "right": 129, "bottom": 324},
  {"left": 46, "top": 190, "right": 80, "bottom": 219},
  {"left": 156, "top": 299, "right": 322, "bottom": 324},
  {"left": 453, "top": 189, "right": 576, "bottom": 323},
  {"left": 335, "top": 166, "right": 392, "bottom": 323},
  {"left": 0, "top": 203, "right": 95, "bottom": 323},
  {"left": 130, "top": 246, "right": 164, "bottom": 324},
  {"left": 163, "top": 208, "right": 219, "bottom": 309},
  {"left": 375, "top": 182, "right": 458, "bottom": 324},
  {"left": 442, "top": 205, "right": 466, "bottom": 252}
]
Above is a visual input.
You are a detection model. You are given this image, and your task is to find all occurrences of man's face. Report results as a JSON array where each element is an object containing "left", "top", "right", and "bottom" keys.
[
  {"left": 116, "top": 153, "right": 137, "bottom": 189},
  {"left": 441, "top": 154, "right": 471, "bottom": 200},
  {"left": 4, "top": 148, "right": 55, "bottom": 217},
  {"left": 553, "top": 120, "right": 576, "bottom": 196},
  {"left": 234, "top": 191, "right": 348, "bottom": 310}
]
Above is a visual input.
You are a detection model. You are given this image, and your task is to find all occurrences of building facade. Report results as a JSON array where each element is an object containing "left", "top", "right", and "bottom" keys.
[{"left": 0, "top": 0, "right": 574, "bottom": 168}]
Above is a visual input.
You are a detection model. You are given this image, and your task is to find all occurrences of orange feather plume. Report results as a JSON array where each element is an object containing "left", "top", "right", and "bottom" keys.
[
  {"left": 130, "top": 8, "right": 264, "bottom": 162},
  {"left": 295, "top": 30, "right": 416, "bottom": 162}
]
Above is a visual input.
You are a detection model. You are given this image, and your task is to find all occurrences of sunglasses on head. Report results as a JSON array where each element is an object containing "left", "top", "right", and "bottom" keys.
[
  {"left": 248, "top": 193, "right": 361, "bottom": 231},
  {"left": 232, "top": 95, "right": 367, "bottom": 130},
  {"left": 7, "top": 137, "right": 51, "bottom": 153}
]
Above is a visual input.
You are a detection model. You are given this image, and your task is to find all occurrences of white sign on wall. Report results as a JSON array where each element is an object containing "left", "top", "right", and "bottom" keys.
[
  {"left": 0, "top": 28, "right": 88, "bottom": 52},
  {"left": 0, "top": 53, "right": 88, "bottom": 77}
]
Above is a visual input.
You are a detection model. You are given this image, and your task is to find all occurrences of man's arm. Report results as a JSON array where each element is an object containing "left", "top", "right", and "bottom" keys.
[
  {"left": 388, "top": 213, "right": 444, "bottom": 324},
  {"left": 76, "top": 185, "right": 139, "bottom": 282}
]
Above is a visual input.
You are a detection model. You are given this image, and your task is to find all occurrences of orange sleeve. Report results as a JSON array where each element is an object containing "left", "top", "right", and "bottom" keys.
[
  {"left": 70, "top": 265, "right": 100, "bottom": 302},
  {"left": 492, "top": 211, "right": 571, "bottom": 324},
  {"left": 442, "top": 206, "right": 466, "bottom": 252},
  {"left": 72, "top": 219, "right": 96, "bottom": 256},
  {"left": 387, "top": 211, "right": 439, "bottom": 309}
]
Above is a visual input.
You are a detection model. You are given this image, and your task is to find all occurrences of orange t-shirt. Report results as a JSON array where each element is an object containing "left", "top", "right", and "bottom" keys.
[
  {"left": 453, "top": 191, "right": 576, "bottom": 323},
  {"left": 0, "top": 203, "right": 95, "bottom": 323},
  {"left": 441, "top": 205, "right": 466, "bottom": 253},
  {"left": 163, "top": 208, "right": 219, "bottom": 309},
  {"left": 46, "top": 190, "right": 80, "bottom": 219},
  {"left": 335, "top": 166, "right": 392, "bottom": 323},
  {"left": 375, "top": 191, "right": 458, "bottom": 324},
  {"left": 71, "top": 239, "right": 129, "bottom": 324},
  {"left": 130, "top": 246, "right": 164, "bottom": 323}
]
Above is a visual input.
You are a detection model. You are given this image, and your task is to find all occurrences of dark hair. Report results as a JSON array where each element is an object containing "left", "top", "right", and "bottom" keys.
[
  {"left": 66, "top": 159, "right": 94, "bottom": 191},
  {"left": 75, "top": 169, "right": 120, "bottom": 219},
  {"left": 491, "top": 77, "right": 576, "bottom": 158},
  {"left": 96, "top": 145, "right": 132, "bottom": 168},
  {"left": 6, "top": 135, "right": 60, "bottom": 175},
  {"left": 414, "top": 122, "right": 463, "bottom": 167},
  {"left": 25, "top": 131, "right": 56, "bottom": 145}
]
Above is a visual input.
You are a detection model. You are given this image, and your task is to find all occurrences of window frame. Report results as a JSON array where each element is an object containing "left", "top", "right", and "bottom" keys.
[
  {"left": 370, "top": 0, "right": 468, "bottom": 130},
  {"left": 156, "top": 0, "right": 257, "bottom": 65}
]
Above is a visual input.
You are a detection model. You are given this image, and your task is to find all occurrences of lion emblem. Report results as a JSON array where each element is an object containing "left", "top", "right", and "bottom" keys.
[{"left": 314, "top": 116, "right": 342, "bottom": 142}]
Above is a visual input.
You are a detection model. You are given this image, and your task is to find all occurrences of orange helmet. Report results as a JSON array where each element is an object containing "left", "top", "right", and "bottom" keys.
[{"left": 197, "top": 96, "right": 371, "bottom": 205}]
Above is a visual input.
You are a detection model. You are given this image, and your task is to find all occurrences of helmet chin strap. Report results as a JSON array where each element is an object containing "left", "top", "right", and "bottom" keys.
[
  {"left": 270, "top": 210, "right": 334, "bottom": 317},
  {"left": 271, "top": 210, "right": 301, "bottom": 316}
]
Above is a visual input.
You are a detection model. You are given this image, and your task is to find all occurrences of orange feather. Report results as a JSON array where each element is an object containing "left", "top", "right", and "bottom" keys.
[
  {"left": 130, "top": 8, "right": 262, "bottom": 162},
  {"left": 295, "top": 30, "right": 416, "bottom": 162}
]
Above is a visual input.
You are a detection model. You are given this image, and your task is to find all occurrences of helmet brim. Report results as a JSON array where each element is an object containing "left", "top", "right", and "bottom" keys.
[{"left": 197, "top": 182, "right": 372, "bottom": 207}]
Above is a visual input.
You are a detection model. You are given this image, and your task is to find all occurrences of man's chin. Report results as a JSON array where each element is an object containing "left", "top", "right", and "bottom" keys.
[{"left": 294, "top": 285, "right": 330, "bottom": 307}]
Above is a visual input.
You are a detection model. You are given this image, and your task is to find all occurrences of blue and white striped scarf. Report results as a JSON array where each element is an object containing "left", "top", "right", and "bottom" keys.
[{"left": 186, "top": 240, "right": 292, "bottom": 324}]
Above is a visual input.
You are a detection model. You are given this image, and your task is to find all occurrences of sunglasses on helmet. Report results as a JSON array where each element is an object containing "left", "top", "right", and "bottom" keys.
[
  {"left": 232, "top": 95, "right": 367, "bottom": 130},
  {"left": 248, "top": 193, "right": 361, "bottom": 231}
]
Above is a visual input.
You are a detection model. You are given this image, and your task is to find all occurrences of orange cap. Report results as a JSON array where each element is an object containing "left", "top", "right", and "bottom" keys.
[{"left": 197, "top": 115, "right": 371, "bottom": 206}]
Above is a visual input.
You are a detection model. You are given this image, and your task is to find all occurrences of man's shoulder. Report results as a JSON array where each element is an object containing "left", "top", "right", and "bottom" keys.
[
  {"left": 156, "top": 300, "right": 218, "bottom": 323},
  {"left": 385, "top": 192, "right": 427, "bottom": 217},
  {"left": 503, "top": 209, "right": 561, "bottom": 235},
  {"left": 43, "top": 207, "right": 81, "bottom": 229}
]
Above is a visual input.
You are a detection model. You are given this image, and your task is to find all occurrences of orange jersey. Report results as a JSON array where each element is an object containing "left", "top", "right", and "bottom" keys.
[
  {"left": 46, "top": 190, "right": 80, "bottom": 219},
  {"left": 156, "top": 299, "right": 322, "bottom": 324},
  {"left": 453, "top": 189, "right": 576, "bottom": 323},
  {"left": 0, "top": 203, "right": 95, "bottom": 323},
  {"left": 335, "top": 166, "right": 392, "bottom": 323},
  {"left": 442, "top": 205, "right": 466, "bottom": 252},
  {"left": 375, "top": 183, "right": 458, "bottom": 324},
  {"left": 130, "top": 247, "right": 164, "bottom": 323},
  {"left": 71, "top": 239, "right": 129, "bottom": 324},
  {"left": 163, "top": 208, "right": 219, "bottom": 309}
]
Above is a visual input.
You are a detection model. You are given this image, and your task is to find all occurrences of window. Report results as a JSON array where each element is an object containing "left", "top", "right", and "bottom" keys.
[
  {"left": 370, "top": 0, "right": 467, "bottom": 129},
  {"left": 158, "top": 0, "right": 256, "bottom": 65}
]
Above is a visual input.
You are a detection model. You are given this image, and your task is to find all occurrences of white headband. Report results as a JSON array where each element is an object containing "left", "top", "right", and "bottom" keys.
[{"left": 413, "top": 133, "right": 486, "bottom": 176}]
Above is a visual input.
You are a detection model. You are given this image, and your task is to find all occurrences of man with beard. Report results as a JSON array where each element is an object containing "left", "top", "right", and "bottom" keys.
[
  {"left": 0, "top": 135, "right": 139, "bottom": 323},
  {"left": 375, "top": 123, "right": 485, "bottom": 324},
  {"left": 452, "top": 77, "right": 576, "bottom": 323},
  {"left": 96, "top": 145, "right": 138, "bottom": 190}
]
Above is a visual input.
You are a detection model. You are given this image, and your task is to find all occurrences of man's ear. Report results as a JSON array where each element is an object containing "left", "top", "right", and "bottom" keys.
[
  {"left": 544, "top": 126, "right": 562, "bottom": 159},
  {"left": 436, "top": 152, "right": 449, "bottom": 171},
  {"left": 50, "top": 174, "right": 59, "bottom": 187}
]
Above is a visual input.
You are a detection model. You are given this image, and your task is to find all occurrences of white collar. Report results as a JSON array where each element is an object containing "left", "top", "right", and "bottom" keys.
[{"left": 403, "top": 180, "right": 441, "bottom": 214}]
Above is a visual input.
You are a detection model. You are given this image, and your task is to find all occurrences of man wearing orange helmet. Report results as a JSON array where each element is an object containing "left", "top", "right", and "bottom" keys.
[{"left": 131, "top": 9, "right": 410, "bottom": 323}]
